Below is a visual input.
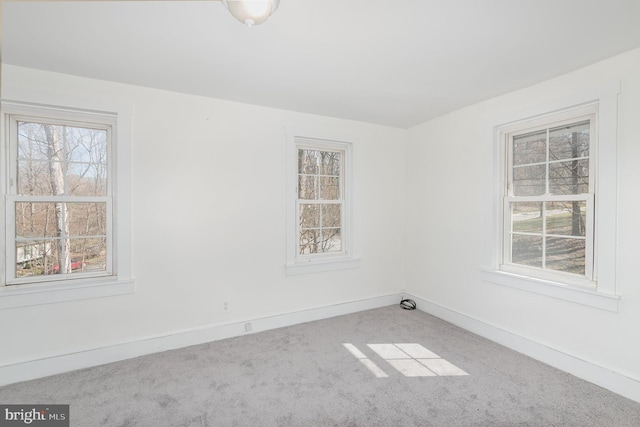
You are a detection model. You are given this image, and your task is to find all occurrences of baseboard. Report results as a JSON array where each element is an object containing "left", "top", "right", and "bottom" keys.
[
  {"left": 405, "top": 292, "right": 640, "bottom": 404},
  {"left": 0, "top": 293, "right": 401, "bottom": 387}
]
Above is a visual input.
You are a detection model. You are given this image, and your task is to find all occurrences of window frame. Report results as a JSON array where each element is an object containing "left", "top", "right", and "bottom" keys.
[
  {"left": 0, "top": 98, "right": 134, "bottom": 309},
  {"left": 500, "top": 105, "right": 597, "bottom": 287},
  {"left": 5, "top": 109, "right": 115, "bottom": 285},
  {"left": 285, "top": 129, "right": 360, "bottom": 275},
  {"left": 296, "top": 139, "right": 347, "bottom": 259},
  {"left": 480, "top": 83, "right": 621, "bottom": 312}
]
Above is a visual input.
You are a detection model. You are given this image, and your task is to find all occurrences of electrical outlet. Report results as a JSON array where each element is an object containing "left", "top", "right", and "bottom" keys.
[
  {"left": 223, "top": 301, "right": 230, "bottom": 312},
  {"left": 245, "top": 322, "right": 252, "bottom": 332}
]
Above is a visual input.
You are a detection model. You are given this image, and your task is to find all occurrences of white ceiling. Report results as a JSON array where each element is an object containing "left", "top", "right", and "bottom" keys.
[{"left": 3, "top": 0, "right": 640, "bottom": 128}]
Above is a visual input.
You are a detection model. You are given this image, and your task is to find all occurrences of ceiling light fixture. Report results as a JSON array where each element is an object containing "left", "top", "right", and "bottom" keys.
[{"left": 221, "top": 0, "right": 280, "bottom": 27}]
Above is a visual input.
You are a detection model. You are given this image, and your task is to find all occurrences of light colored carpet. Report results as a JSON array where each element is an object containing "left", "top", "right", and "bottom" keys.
[{"left": 1, "top": 306, "right": 639, "bottom": 426}]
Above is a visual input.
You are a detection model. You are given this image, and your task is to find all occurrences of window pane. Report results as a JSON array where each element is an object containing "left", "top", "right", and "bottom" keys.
[
  {"left": 513, "top": 164, "right": 545, "bottom": 196},
  {"left": 549, "top": 121, "right": 589, "bottom": 162},
  {"left": 321, "top": 228, "right": 342, "bottom": 252},
  {"left": 65, "top": 126, "right": 108, "bottom": 164},
  {"left": 67, "top": 163, "right": 108, "bottom": 196},
  {"left": 17, "top": 122, "right": 51, "bottom": 161},
  {"left": 511, "top": 202, "right": 543, "bottom": 233},
  {"left": 299, "top": 204, "right": 320, "bottom": 228},
  {"left": 69, "top": 237, "right": 107, "bottom": 273},
  {"left": 16, "top": 241, "right": 53, "bottom": 277},
  {"left": 298, "top": 175, "right": 317, "bottom": 199},
  {"left": 299, "top": 229, "right": 319, "bottom": 254},
  {"left": 513, "top": 130, "right": 546, "bottom": 166},
  {"left": 319, "top": 151, "right": 341, "bottom": 176},
  {"left": 549, "top": 159, "right": 588, "bottom": 195},
  {"left": 322, "top": 204, "right": 341, "bottom": 228},
  {"left": 17, "top": 122, "right": 108, "bottom": 197},
  {"left": 298, "top": 149, "right": 319, "bottom": 174},
  {"left": 511, "top": 234, "right": 542, "bottom": 268},
  {"left": 545, "top": 201, "right": 586, "bottom": 237},
  {"left": 16, "top": 203, "right": 58, "bottom": 238},
  {"left": 546, "top": 237, "right": 585, "bottom": 275},
  {"left": 68, "top": 203, "right": 107, "bottom": 237},
  {"left": 15, "top": 201, "right": 108, "bottom": 277},
  {"left": 17, "top": 160, "right": 52, "bottom": 195},
  {"left": 320, "top": 177, "right": 340, "bottom": 199}
]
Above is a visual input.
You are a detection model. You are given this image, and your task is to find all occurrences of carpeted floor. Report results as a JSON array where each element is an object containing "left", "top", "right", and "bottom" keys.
[{"left": 1, "top": 306, "right": 639, "bottom": 426}]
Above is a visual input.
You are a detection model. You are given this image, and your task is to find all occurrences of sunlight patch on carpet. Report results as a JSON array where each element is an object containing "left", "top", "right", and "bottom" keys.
[
  {"left": 343, "top": 343, "right": 468, "bottom": 378},
  {"left": 386, "top": 359, "right": 437, "bottom": 377},
  {"left": 342, "top": 343, "right": 388, "bottom": 377}
]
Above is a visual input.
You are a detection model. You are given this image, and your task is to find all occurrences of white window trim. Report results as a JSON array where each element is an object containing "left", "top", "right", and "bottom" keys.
[
  {"left": 285, "top": 128, "right": 360, "bottom": 275},
  {"left": 481, "top": 82, "right": 620, "bottom": 311},
  {"left": 0, "top": 94, "right": 135, "bottom": 309}
]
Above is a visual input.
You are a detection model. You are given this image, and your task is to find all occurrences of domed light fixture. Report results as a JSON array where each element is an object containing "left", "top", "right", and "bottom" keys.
[{"left": 221, "top": 0, "right": 280, "bottom": 27}]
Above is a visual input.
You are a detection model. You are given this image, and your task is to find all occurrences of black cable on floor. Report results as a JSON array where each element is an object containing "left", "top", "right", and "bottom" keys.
[{"left": 400, "top": 299, "right": 416, "bottom": 310}]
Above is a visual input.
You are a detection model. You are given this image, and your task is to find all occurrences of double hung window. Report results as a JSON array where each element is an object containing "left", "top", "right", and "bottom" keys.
[
  {"left": 286, "top": 132, "right": 359, "bottom": 274},
  {"left": 502, "top": 104, "right": 596, "bottom": 284},
  {"left": 297, "top": 143, "right": 344, "bottom": 256},
  {"left": 1, "top": 96, "right": 132, "bottom": 309},
  {"left": 3, "top": 104, "right": 115, "bottom": 287}
]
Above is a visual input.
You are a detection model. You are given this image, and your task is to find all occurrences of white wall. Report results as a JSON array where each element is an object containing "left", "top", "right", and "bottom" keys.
[
  {"left": 0, "top": 65, "right": 407, "bottom": 366},
  {"left": 406, "top": 49, "right": 640, "bottom": 391}
]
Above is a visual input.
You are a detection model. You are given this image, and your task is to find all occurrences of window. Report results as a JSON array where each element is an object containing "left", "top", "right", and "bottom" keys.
[
  {"left": 1, "top": 100, "right": 134, "bottom": 308},
  {"left": 502, "top": 104, "right": 596, "bottom": 285},
  {"left": 7, "top": 114, "right": 112, "bottom": 284},
  {"left": 285, "top": 131, "right": 359, "bottom": 274},
  {"left": 297, "top": 144, "right": 344, "bottom": 255},
  {"left": 481, "top": 84, "right": 622, "bottom": 311}
]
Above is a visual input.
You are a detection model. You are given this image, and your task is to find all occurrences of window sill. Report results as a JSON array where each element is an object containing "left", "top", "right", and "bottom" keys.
[
  {"left": 285, "top": 256, "right": 361, "bottom": 275},
  {"left": 0, "top": 277, "right": 135, "bottom": 310},
  {"left": 480, "top": 269, "right": 619, "bottom": 312}
]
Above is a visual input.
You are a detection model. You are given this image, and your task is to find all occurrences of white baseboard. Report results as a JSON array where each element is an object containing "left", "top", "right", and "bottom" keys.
[
  {"left": 0, "top": 293, "right": 401, "bottom": 387},
  {"left": 405, "top": 292, "right": 640, "bottom": 404}
]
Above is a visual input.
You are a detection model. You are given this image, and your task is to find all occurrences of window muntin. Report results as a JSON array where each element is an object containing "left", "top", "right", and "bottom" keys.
[
  {"left": 6, "top": 115, "right": 113, "bottom": 284},
  {"left": 297, "top": 146, "right": 345, "bottom": 256},
  {"left": 503, "top": 108, "right": 595, "bottom": 282}
]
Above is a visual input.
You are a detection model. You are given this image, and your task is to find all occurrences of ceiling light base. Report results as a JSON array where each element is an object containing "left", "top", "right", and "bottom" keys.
[{"left": 221, "top": 0, "right": 280, "bottom": 27}]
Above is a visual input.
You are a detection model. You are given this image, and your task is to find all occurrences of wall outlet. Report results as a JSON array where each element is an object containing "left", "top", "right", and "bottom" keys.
[
  {"left": 244, "top": 322, "right": 252, "bottom": 332},
  {"left": 223, "top": 301, "right": 230, "bottom": 312}
]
